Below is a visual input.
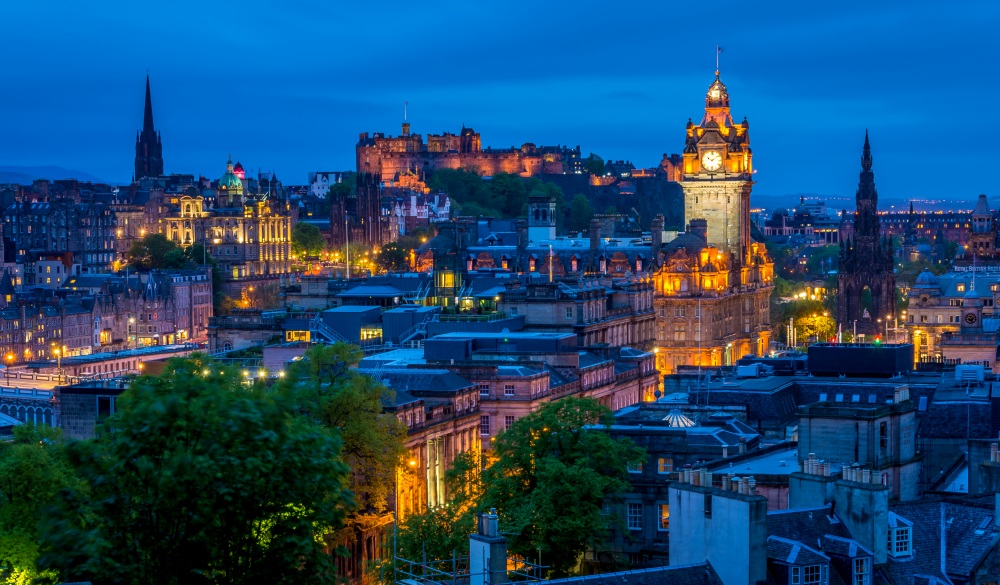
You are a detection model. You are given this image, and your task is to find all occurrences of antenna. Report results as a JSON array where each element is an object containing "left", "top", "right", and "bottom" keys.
[
  {"left": 404, "top": 100, "right": 408, "bottom": 122},
  {"left": 716, "top": 45, "right": 723, "bottom": 73}
]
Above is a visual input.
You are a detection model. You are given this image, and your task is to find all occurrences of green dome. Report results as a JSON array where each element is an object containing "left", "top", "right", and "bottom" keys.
[{"left": 218, "top": 159, "right": 244, "bottom": 194}]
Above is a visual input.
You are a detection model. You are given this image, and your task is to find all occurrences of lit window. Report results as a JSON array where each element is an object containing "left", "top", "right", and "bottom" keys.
[
  {"left": 627, "top": 503, "right": 642, "bottom": 529},
  {"left": 658, "top": 458, "right": 673, "bottom": 474},
  {"left": 657, "top": 503, "right": 669, "bottom": 530}
]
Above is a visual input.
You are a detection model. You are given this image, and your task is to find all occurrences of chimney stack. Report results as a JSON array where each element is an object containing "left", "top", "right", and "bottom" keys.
[
  {"left": 689, "top": 219, "right": 709, "bottom": 242},
  {"left": 469, "top": 508, "right": 507, "bottom": 585},
  {"left": 651, "top": 214, "right": 664, "bottom": 267}
]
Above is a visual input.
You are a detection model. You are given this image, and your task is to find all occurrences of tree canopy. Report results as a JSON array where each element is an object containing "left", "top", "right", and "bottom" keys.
[
  {"left": 292, "top": 223, "right": 326, "bottom": 258},
  {"left": 567, "top": 193, "right": 594, "bottom": 234},
  {"left": 0, "top": 425, "right": 79, "bottom": 584},
  {"left": 480, "top": 397, "right": 644, "bottom": 575},
  {"left": 38, "top": 356, "right": 353, "bottom": 585},
  {"left": 397, "top": 397, "right": 644, "bottom": 576},
  {"left": 279, "top": 344, "right": 407, "bottom": 513},
  {"left": 583, "top": 154, "right": 605, "bottom": 176},
  {"left": 376, "top": 242, "right": 409, "bottom": 273}
]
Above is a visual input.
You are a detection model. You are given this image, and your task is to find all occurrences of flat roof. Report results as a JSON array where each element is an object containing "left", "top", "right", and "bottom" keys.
[
  {"left": 433, "top": 331, "right": 575, "bottom": 340},
  {"left": 324, "top": 305, "right": 382, "bottom": 312},
  {"left": 707, "top": 445, "right": 844, "bottom": 476}
]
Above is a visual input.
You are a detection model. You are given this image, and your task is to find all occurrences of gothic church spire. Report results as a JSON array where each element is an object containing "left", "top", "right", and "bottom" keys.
[{"left": 134, "top": 74, "right": 164, "bottom": 181}]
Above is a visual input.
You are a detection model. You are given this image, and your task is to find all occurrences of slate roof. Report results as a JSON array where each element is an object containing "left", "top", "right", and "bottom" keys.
[
  {"left": 820, "top": 534, "right": 872, "bottom": 559},
  {"left": 767, "top": 535, "right": 829, "bottom": 566},
  {"left": 767, "top": 506, "right": 854, "bottom": 546},
  {"left": 884, "top": 499, "right": 1000, "bottom": 584},
  {"left": 918, "top": 401, "right": 992, "bottom": 439},
  {"left": 544, "top": 562, "right": 722, "bottom": 585},
  {"left": 376, "top": 368, "right": 475, "bottom": 395}
]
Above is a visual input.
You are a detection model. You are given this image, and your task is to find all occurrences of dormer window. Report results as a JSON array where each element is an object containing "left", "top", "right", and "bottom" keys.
[
  {"left": 887, "top": 512, "right": 913, "bottom": 557},
  {"left": 854, "top": 557, "right": 871, "bottom": 585},
  {"left": 790, "top": 565, "right": 827, "bottom": 585},
  {"left": 887, "top": 527, "right": 911, "bottom": 556},
  {"left": 957, "top": 283, "right": 966, "bottom": 293}
]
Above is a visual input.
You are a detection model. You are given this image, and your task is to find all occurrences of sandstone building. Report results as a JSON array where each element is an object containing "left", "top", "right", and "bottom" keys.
[{"left": 651, "top": 71, "right": 773, "bottom": 374}]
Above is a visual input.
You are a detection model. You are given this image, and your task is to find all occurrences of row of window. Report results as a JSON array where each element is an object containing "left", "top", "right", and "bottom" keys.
[
  {"left": 626, "top": 458, "right": 674, "bottom": 474},
  {"left": 479, "top": 414, "right": 516, "bottom": 435},
  {"left": 622, "top": 502, "right": 670, "bottom": 530}
]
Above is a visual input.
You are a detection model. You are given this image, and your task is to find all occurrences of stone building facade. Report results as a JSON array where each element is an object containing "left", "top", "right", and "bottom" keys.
[{"left": 161, "top": 160, "right": 292, "bottom": 280}]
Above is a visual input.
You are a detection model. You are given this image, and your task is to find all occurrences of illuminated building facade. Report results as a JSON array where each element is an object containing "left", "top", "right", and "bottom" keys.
[
  {"left": 652, "top": 72, "right": 774, "bottom": 374},
  {"left": 162, "top": 158, "right": 292, "bottom": 280}
]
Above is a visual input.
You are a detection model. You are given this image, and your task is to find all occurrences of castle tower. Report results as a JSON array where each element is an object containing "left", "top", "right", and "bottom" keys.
[
  {"left": 134, "top": 75, "right": 164, "bottom": 180},
  {"left": 680, "top": 70, "right": 753, "bottom": 263},
  {"left": 837, "top": 132, "right": 896, "bottom": 336},
  {"left": 527, "top": 196, "right": 556, "bottom": 243}
]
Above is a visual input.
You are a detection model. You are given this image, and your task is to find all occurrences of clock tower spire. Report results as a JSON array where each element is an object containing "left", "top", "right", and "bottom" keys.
[{"left": 681, "top": 68, "right": 753, "bottom": 264}]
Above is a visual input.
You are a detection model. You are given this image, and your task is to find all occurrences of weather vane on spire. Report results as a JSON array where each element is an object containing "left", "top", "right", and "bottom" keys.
[
  {"left": 716, "top": 45, "right": 723, "bottom": 74},
  {"left": 404, "top": 100, "right": 408, "bottom": 122}
]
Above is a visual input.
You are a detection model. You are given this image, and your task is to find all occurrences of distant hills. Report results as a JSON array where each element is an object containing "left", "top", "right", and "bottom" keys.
[{"left": 0, "top": 165, "right": 110, "bottom": 185}]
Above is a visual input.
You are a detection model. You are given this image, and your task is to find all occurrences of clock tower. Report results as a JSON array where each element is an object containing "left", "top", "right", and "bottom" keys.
[{"left": 681, "top": 70, "right": 753, "bottom": 264}]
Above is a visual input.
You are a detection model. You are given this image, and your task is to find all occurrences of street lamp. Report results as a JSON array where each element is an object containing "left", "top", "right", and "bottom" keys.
[
  {"left": 129, "top": 317, "right": 136, "bottom": 350},
  {"left": 53, "top": 347, "right": 62, "bottom": 384},
  {"left": 4, "top": 354, "right": 12, "bottom": 386}
]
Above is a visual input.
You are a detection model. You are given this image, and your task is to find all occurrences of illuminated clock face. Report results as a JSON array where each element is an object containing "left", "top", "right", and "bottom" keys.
[
  {"left": 965, "top": 313, "right": 978, "bottom": 325},
  {"left": 702, "top": 151, "right": 722, "bottom": 172}
]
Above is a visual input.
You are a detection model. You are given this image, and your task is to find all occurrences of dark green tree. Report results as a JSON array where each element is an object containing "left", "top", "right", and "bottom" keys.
[
  {"left": 427, "top": 169, "right": 500, "bottom": 217},
  {"left": 162, "top": 247, "right": 189, "bottom": 270},
  {"left": 0, "top": 425, "right": 79, "bottom": 584},
  {"left": 567, "top": 193, "right": 594, "bottom": 234},
  {"left": 489, "top": 173, "right": 528, "bottom": 217},
  {"left": 126, "top": 234, "right": 178, "bottom": 270},
  {"left": 279, "top": 344, "right": 407, "bottom": 513},
  {"left": 479, "top": 397, "right": 645, "bottom": 576},
  {"left": 38, "top": 357, "right": 353, "bottom": 585},
  {"left": 376, "top": 242, "right": 409, "bottom": 273},
  {"left": 583, "top": 154, "right": 605, "bottom": 176},
  {"left": 292, "top": 223, "right": 326, "bottom": 258}
]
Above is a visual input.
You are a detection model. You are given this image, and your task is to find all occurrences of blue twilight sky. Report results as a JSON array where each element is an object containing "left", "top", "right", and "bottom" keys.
[{"left": 0, "top": 0, "right": 996, "bottom": 203}]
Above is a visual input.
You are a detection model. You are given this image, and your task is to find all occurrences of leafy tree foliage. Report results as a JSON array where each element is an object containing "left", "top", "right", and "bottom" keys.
[
  {"left": 126, "top": 234, "right": 177, "bottom": 270},
  {"left": 479, "top": 397, "right": 644, "bottom": 575},
  {"left": 427, "top": 169, "right": 501, "bottom": 217},
  {"left": 239, "top": 283, "right": 281, "bottom": 310},
  {"left": 567, "top": 193, "right": 594, "bottom": 234},
  {"left": 376, "top": 242, "right": 409, "bottom": 273},
  {"left": 38, "top": 357, "right": 353, "bottom": 585},
  {"left": 488, "top": 173, "right": 528, "bottom": 217},
  {"left": 292, "top": 223, "right": 326, "bottom": 258},
  {"left": 583, "top": 154, "right": 605, "bottom": 176},
  {"left": 279, "top": 344, "right": 407, "bottom": 513},
  {"left": 0, "top": 425, "right": 79, "bottom": 585}
]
